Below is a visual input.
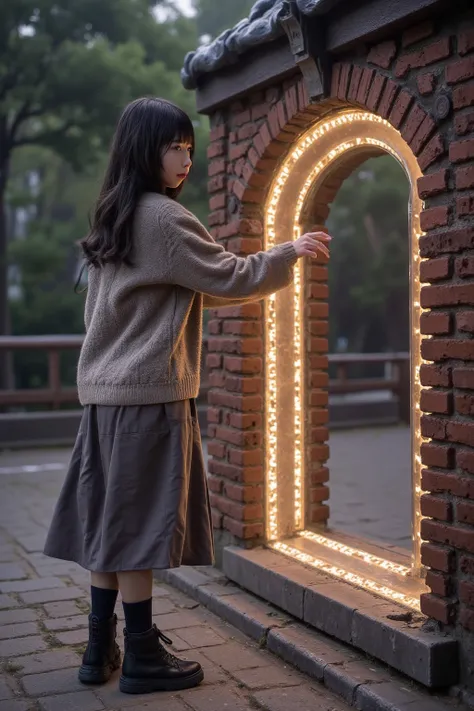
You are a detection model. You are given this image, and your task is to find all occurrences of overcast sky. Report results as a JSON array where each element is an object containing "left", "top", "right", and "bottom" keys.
[{"left": 174, "top": 0, "right": 194, "bottom": 16}]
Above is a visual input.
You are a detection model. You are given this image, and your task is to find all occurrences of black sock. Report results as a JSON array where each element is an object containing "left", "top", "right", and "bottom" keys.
[
  {"left": 122, "top": 598, "right": 153, "bottom": 634},
  {"left": 90, "top": 586, "right": 118, "bottom": 621}
]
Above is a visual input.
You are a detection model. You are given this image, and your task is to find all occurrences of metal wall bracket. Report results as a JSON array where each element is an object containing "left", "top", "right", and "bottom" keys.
[{"left": 280, "top": 0, "right": 331, "bottom": 102}]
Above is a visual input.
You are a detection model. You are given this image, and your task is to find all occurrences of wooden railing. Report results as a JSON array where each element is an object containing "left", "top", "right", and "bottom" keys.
[{"left": 0, "top": 337, "right": 410, "bottom": 421}]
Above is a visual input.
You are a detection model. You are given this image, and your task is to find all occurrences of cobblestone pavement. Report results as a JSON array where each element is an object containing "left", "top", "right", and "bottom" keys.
[{"left": 0, "top": 449, "right": 351, "bottom": 711}]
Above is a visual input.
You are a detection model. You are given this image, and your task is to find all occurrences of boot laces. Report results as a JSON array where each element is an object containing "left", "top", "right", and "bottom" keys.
[{"left": 153, "top": 625, "right": 181, "bottom": 669}]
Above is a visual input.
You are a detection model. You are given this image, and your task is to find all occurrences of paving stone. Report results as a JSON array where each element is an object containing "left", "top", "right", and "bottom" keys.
[
  {"left": 16, "top": 534, "right": 46, "bottom": 553},
  {"left": 172, "top": 626, "right": 226, "bottom": 650},
  {"left": 165, "top": 567, "right": 212, "bottom": 597},
  {"left": 116, "top": 701, "right": 188, "bottom": 711},
  {"left": 0, "top": 594, "right": 19, "bottom": 609},
  {"left": 15, "top": 650, "right": 81, "bottom": 675},
  {"left": 43, "top": 601, "right": 83, "bottom": 618},
  {"left": 182, "top": 686, "right": 254, "bottom": 711},
  {"left": 324, "top": 658, "right": 393, "bottom": 705},
  {"left": 0, "top": 577, "right": 65, "bottom": 594},
  {"left": 38, "top": 690, "right": 105, "bottom": 711},
  {"left": 0, "top": 563, "right": 29, "bottom": 581},
  {"left": 0, "top": 621, "right": 38, "bottom": 640},
  {"left": 354, "top": 682, "right": 454, "bottom": 711},
  {"left": 151, "top": 597, "right": 176, "bottom": 616},
  {"left": 0, "top": 634, "right": 47, "bottom": 657},
  {"left": 95, "top": 687, "right": 183, "bottom": 709},
  {"left": 22, "top": 667, "right": 85, "bottom": 696},
  {"left": 181, "top": 649, "right": 228, "bottom": 685},
  {"left": 0, "top": 547, "right": 17, "bottom": 563},
  {"left": 55, "top": 628, "right": 89, "bottom": 646},
  {"left": 202, "top": 641, "right": 271, "bottom": 672},
  {"left": 0, "top": 700, "right": 31, "bottom": 711},
  {"left": 0, "top": 676, "right": 14, "bottom": 700},
  {"left": 253, "top": 685, "right": 349, "bottom": 711},
  {"left": 20, "top": 586, "right": 84, "bottom": 605},
  {"left": 0, "top": 608, "right": 37, "bottom": 625},
  {"left": 232, "top": 664, "right": 302, "bottom": 690},
  {"left": 43, "top": 615, "right": 88, "bottom": 632},
  {"left": 152, "top": 610, "right": 205, "bottom": 631}
]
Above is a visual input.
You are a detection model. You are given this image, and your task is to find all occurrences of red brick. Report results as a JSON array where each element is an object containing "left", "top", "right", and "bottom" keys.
[
  {"left": 421, "top": 226, "right": 474, "bottom": 258},
  {"left": 420, "top": 311, "right": 451, "bottom": 335},
  {"left": 420, "top": 389, "right": 452, "bottom": 414},
  {"left": 420, "top": 255, "right": 451, "bottom": 282},
  {"left": 455, "top": 109, "right": 474, "bottom": 135},
  {"left": 401, "top": 104, "right": 426, "bottom": 143},
  {"left": 447, "top": 420, "right": 474, "bottom": 447},
  {"left": 356, "top": 68, "right": 375, "bottom": 105},
  {"left": 207, "top": 141, "right": 225, "bottom": 159},
  {"left": 367, "top": 41, "right": 397, "bottom": 69},
  {"left": 224, "top": 356, "right": 262, "bottom": 374},
  {"left": 311, "top": 467, "right": 329, "bottom": 485},
  {"left": 208, "top": 475, "right": 223, "bottom": 494},
  {"left": 420, "top": 364, "right": 452, "bottom": 387},
  {"left": 417, "top": 168, "right": 449, "bottom": 200},
  {"left": 410, "top": 115, "right": 436, "bottom": 155},
  {"left": 460, "top": 607, "right": 474, "bottom": 632},
  {"left": 338, "top": 63, "right": 351, "bottom": 99},
  {"left": 456, "top": 164, "right": 474, "bottom": 189},
  {"left": 421, "top": 518, "right": 474, "bottom": 554},
  {"left": 420, "top": 205, "right": 449, "bottom": 231},
  {"left": 425, "top": 570, "right": 451, "bottom": 597},
  {"left": 447, "top": 56, "right": 474, "bottom": 84},
  {"left": 420, "top": 593, "right": 455, "bottom": 624},
  {"left": 453, "top": 81, "right": 474, "bottom": 110},
  {"left": 450, "top": 138, "right": 474, "bottom": 164},
  {"left": 208, "top": 337, "right": 263, "bottom": 356},
  {"left": 457, "top": 194, "right": 474, "bottom": 217},
  {"left": 417, "top": 72, "right": 436, "bottom": 96},
  {"left": 208, "top": 441, "right": 226, "bottom": 459},
  {"left": 284, "top": 85, "right": 298, "bottom": 119},
  {"left": 421, "top": 493, "right": 452, "bottom": 521},
  {"left": 228, "top": 448, "right": 263, "bottom": 467},
  {"left": 217, "top": 303, "right": 262, "bottom": 318},
  {"left": 209, "top": 371, "right": 225, "bottom": 387},
  {"left": 233, "top": 110, "right": 251, "bottom": 127},
  {"left": 206, "top": 354, "right": 222, "bottom": 369},
  {"left": 457, "top": 311, "right": 474, "bottom": 333},
  {"left": 421, "top": 338, "right": 474, "bottom": 362},
  {"left": 453, "top": 367, "right": 474, "bottom": 390},
  {"left": 238, "top": 124, "right": 258, "bottom": 141},
  {"left": 422, "top": 469, "right": 474, "bottom": 499},
  {"left": 310, "top": 391, "right": 329, "bottom": 407},
  {"left": 458, "top": 501, "right": 474, "bottom": 526},
  {"left": 209, "top": 193, "right": 226, "bottom": 212},
  {"left": 230, "top": 143, "right": 250, "bottom": 161},
  {"left": 421, "top": 414, "right": 447, "bottom": 440},
  {"left": 211, "top": 510, "right": 223, "bottom": 529},
  {"left": 366, "top": 73, "right": 386, "bottom": 111},
  {"left": 457, "top": 255, "right": 474, "bottom": 278},
  {"left": 395, "top": 38, "right": 451, "bottom": 78},
  {"left": 227, "top": 237, "right": 262, "bottom": 255},
  {"left": 455, "top": 393, "right": 474, "bottom": 416},
  {"left": 223, "top": 518, "right": 263, "bottom": 540},
  {"left": 225, "top": 375, "right": 262, "bottom": 394},
  {"left": 460, "top": 581, "right": 474, "bottom": 608},
  {"left": 208, "top": 175, "right": 226, "bottom": 194},
  {"left": 420, "top": 442, "right": 454, "bottom": 468},
  {"left": 460, "top": 553, "right": 474, "bottom": 575},
  {"left": 308, "top": 283, "right": 329, "bottom": 300},
  {"left": 421, "top": 542, "right": 454, "bottom": 573},
  {"left": 207, "top": 408, "right": 222, "bottom": 425},
  {"left": 389, "top": 90, "right": 413, "bottom": 129},
  {"left": 310, "top": 505, "right": 330, "bottom": 524},
  {"left": 377, "top": 79, "right": 398, "bottom": 118},
  {"left": 402, "top": 21, "right": 434, "bottom": 47},
  {"left": 418, "top": 133, "right": 445, "bottom": 170},
  {"left": 223, "top": 482, "right": 263, "bottom": 504},
  {"left": 223, "top": 321, "right": 261, "bottom": 337},
  {"left": 210, "top": 124, "right": 226, "bottom": 142},
  {"left": 347, "top": 65, "right": 363, "bottom": 102},
  {"left": 209, "top": 159, "right": 226, "bottom": 176},
  {"left": 297, "top": 78, "right": 309, "bottom": 109},
  {"left": 208, "top": 209, "right": 226, "bottom": 226},
  {"left": 228, "top": 412, "right": 261, "bottom": 430},
  {"left": 459, "top": 28, "right": 474, "bottom": 56},
  {"left": 421, "top": 283, "right": 474, "bottom": 308}
]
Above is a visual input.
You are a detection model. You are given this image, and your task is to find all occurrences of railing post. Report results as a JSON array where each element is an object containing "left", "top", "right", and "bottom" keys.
[{"left": 48, "top": 350, "right": 61, "bottom": 410}]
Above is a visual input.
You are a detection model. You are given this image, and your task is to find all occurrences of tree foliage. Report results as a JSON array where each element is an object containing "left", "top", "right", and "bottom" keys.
[{"left": 191, "top": 0, "right": 254, "bottom": 39}]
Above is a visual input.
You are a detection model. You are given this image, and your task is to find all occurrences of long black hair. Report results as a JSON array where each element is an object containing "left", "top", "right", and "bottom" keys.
[{"left": 80, "top": 97, "right": 195, "bottom": 269}]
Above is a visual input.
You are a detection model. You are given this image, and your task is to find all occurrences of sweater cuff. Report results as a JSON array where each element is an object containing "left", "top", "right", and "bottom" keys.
[{"left": 278, "top": 241, "right": 298, "bottom": 267}]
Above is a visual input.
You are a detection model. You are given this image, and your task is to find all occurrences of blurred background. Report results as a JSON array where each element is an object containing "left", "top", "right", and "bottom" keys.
[{"left": 1, "top": 0, "right": 411, "bottom": 549}]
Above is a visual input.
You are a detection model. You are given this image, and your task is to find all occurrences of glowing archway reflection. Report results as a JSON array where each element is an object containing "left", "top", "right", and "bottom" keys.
[{"left": 264, "top": 110, "right": 429, "bottom": 609}]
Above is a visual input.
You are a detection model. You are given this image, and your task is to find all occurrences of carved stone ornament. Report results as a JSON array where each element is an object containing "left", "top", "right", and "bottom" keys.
[{"left": 181, "top": 0, "right": 340, "bottom": 90}]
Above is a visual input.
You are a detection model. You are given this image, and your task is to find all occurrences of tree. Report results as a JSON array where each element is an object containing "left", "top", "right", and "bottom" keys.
[
  {"left": 192, "top": 0, "right": 255, "bottom": 39},
  {"left": 0, "top": 0, "right": 199, "bottom": 385}
]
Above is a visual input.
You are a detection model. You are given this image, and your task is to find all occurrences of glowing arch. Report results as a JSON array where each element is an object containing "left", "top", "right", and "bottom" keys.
[{"left": 263, "top": 109, "right": 428, "bottom": 606}]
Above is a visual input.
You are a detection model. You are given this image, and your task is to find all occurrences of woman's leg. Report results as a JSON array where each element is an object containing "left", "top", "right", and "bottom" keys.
[
  {"left": 90, "top": 572, "right": 119, "bottom": 621},
  {"left": 118, "top": 570, "right": 153, "bottom": 633}
]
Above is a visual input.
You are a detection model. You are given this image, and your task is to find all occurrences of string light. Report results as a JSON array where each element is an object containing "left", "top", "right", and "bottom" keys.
[
  {"left": 271, "top": 541, "right": 421, "bottom": 610},
  {"left": 264, "top": 110, "right": 428, "bottom": 584}
]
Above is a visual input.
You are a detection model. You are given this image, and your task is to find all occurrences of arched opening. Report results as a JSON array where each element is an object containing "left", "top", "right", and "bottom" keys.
[{"left": 263, "top": 109, "right": 429, "bottom": 609}]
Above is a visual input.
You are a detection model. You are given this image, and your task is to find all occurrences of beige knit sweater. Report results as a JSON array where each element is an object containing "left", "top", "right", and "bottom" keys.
[{"left": 77, "top": 192, "right": 297, "bottom": 406}]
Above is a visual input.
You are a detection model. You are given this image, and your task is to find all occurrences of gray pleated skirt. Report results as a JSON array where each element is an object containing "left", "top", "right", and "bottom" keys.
[{"left": 43, "top": 400, "right": 214, "bottom": 572}]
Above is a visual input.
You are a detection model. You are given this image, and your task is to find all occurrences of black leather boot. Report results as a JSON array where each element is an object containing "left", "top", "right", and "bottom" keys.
[
  {"left": 119, "top": 625, "right": 204, "bottom": 694},
  {"left": 78, "top": 613, "right": 121, "bottom": 684}
]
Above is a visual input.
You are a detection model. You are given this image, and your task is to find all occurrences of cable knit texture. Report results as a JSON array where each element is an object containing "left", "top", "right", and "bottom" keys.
[{"left": 77, "top": 192, "right": 297, "bottom": 406}]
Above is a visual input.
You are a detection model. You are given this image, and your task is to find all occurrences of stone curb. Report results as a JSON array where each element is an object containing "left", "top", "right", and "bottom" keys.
[{"left": 155, "top": 566, "right": 461, "bottom": 711}]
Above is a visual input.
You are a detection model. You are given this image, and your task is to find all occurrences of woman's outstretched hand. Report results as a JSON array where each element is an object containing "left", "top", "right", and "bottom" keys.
[{"left": 293, "top": 231, "right": 332, "bottom": 261}]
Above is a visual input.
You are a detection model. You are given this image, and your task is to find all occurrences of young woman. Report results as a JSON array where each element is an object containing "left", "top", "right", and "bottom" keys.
[{"left": 43, "top": 97, "right": 331, "bottom": 695}]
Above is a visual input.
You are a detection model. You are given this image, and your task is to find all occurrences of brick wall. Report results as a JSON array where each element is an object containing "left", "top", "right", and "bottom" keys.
[{"left": 203, "top": 10, "right": 474, "bottom": 683}]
